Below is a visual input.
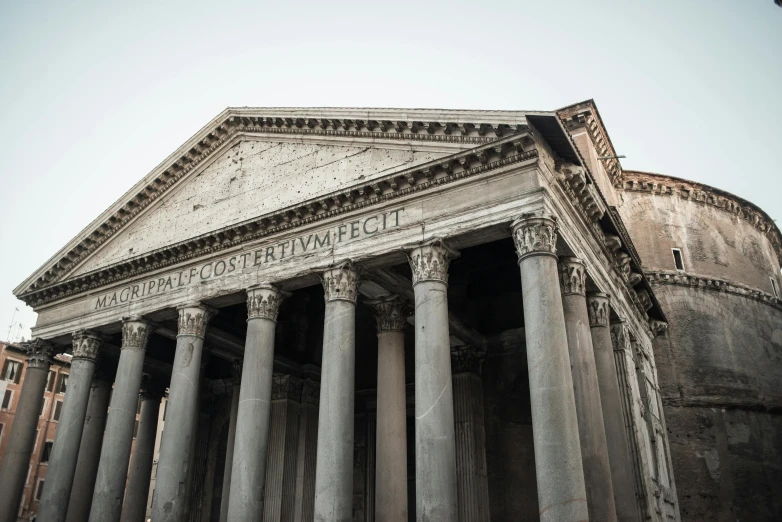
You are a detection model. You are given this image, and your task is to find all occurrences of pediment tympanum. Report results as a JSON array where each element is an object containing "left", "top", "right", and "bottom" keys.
[{"left": 71, "top": 139, "right": 447, "bottom": 277}]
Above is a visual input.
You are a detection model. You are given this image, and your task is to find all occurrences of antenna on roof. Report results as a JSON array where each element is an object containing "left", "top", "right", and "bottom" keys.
[{"left": 597, "top": 155, "right": 626, "bottom": 160}]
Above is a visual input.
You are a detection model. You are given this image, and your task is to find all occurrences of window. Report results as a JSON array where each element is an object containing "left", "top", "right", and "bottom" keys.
[
  {"left": 53, "top": 400, "right": 63, "bottom": 421},
  {"left": 35, "top": 478, "right": 45, "bottom": 501},
  {"left": 46, "top": 370, "right": 56, "bottom": 392},
  {"left": 40, "top": 398, "right": 48, "bottom": 417},
  {"left": 671, "top": 248, "right": 684, "bottom": 271},
  {"left": 772, "top": 277, "right": 779, "bottom": 298},
  {"left": 1, "top": 359, "right": 22, "bottom": 383},
  {"left": 1, "top": 390, "right": 12, "bottom": 410},
  {"left": 41, "top": 441, "right": 53, "bottom": 463},
  {"left": 57, "top": 374, "right": 69, "bottom": 394}
]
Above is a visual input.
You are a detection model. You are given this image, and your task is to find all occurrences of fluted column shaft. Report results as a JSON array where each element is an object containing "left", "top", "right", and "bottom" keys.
[
  {"left": 451, "top": 349, "right": 491, "bottom": 522},
  {"left": 0, "top": 340, "right": 53, "bottom": 522},
  {"left": 293, "top": 379, "right": 319, "bottom": 522},
  {"left": 121, "top": 379, "right": 163, "bottom": 522},
  {"left": 590, "top": 296, "right": 643, "bottom": 522},
  {"left": 559, "top": 259, "right": 616, "bottom": 522},
  {"left": 367, "top": 295, "right": 408, "bottom": 522},
  {"left": 39, "top": 331, "right": 103, "bottom": 522},
  {"left": 511, "top": 215, "right": 589, "bottom": 522},
  {"left": 263, "top": 375, "right": 303, "bottom": 522},
  {"left": 408, "top": 240, "right": 459, "bottom": 522},
  {"left": 219, "top": 361, "right": 242, "bottom": 522},
  {"left": 225, "top": 284, "right": 285, "bottom": 521},
  {"left": 66, "top": 374, "right": 111, "bottom": 522},
  {"left": 89, "top": 318, "right": 153, "bottom": 522},
  {"left": 313, "top": 264, "right": 359, "bottom": 522},
  {"left": 151, "top": 303, "right": 214, "bottom": 522}
]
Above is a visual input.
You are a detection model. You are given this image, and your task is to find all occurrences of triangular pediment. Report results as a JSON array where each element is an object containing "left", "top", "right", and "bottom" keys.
[{"left": 16, "top": 107, "right": 540, "bottom": 307}]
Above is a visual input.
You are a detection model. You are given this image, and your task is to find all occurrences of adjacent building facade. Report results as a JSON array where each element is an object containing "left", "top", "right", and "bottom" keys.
[{"left": 1, "top": 100, "right": 779, "bottom": 521}]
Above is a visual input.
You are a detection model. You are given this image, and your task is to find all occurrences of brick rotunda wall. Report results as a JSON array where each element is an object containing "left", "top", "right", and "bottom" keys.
[{"left": 618, "top": 171, "right": 782, "bottom": 522}]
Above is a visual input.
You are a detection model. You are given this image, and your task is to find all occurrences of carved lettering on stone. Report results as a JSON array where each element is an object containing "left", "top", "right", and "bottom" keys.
[
  {"left": 22, "top": 339, "right": 54, "bottom": 370},
  {"left": 559, "top": 257, "right": 586, "bottom": 296},
  {"left": 587, "top": 292, "right": 611, "bottom": 327},
  {"left": 365, "top": 294, "right": 409, "bottom": 332},
  {"left": 320, "top": 263, "right": 359, "bottom": 303},
  {"left": 407, "top": 238, "right": 458, "bottom": 285},
  {"left": 72, "top": 329, "right": 102, "bottom": 361},
  {"left": 247, "top": 283, "right": 287, "bottom": 321},
  {"left": 122, "top": 317, "right": 153, "bottom": 349},
  {"left": 177, "top": 304, "right": 214, "bottom": 339},
  {"left": 511, "top": 215, "right": 557, "bottom": 261}
]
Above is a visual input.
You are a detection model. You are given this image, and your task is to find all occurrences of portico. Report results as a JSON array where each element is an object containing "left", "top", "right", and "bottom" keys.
[{"left": 6, "top": 108, "right": 677, "bottom": 522}]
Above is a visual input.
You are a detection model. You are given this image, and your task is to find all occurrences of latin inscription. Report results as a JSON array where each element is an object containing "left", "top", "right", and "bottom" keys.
[{"left": 94, "top": 208, "right": 404, "bottom": 309}]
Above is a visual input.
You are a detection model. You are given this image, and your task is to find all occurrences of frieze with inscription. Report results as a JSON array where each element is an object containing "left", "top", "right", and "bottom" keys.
[{"left": 94, "top": 208, "right": 404, "bottom": 310}]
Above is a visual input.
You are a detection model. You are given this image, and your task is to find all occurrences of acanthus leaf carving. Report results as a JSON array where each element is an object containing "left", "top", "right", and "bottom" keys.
[
  {"left": 407, "top": 238, "right": 458, "bottom": 285},
  {"left": 121, "top": 316, "right": 153, "bottom": 350},
  {"left": 451, "top": 347, "right": 484, "bottom": 375},
  {"left": 365, "top": 294, "right": 409, "bottom": 332},
  {"left": 587, "top": 292, "right": 611, "bottom": 327},
  {"left": 559, "top": 257, "right": 586, "bottom": 296},
  {"left": 21, "top": 338, "right": 54, "bottom": 370},
  {"left": 176, "top": 304, "right": 215, "bottom": 339},
  {"left": 320, "top": 262, "right": 359, "bottom": 303},
  {"left": 511, "top": 215, "right": 557, "bottom": 262},
  {"left": 72, "top": 329, "right": 102, "bottom": 361},
  {"left": 247, "top": 283, "right": 287, "bottom": 321}
]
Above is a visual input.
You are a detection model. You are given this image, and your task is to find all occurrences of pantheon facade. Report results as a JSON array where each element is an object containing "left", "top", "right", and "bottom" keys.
[{"left": 2, "top": 100, "right": 780, "bottom": 522}]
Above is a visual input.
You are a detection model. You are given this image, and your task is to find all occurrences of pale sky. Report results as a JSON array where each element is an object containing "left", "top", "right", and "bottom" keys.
[{"left": 1, "top": 0, "right": 780, "bottom": 341}]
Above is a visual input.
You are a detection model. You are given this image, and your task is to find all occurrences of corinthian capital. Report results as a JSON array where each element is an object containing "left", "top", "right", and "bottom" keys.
[
  {"left": 559, "top": 257, "right": 586, "bottom": 296},
  {"left": 177, "top": 303, "right": 215, "bottom": 339},
  {"left": 451, "top": 347, "right": 483, "bottom": 375},
  {"left": 610, "top": 320, "right": 630, "bottom": 353},
  {"left": 366, "top": 294, "right": 409, "bottom": 332},
  {"left": 586, "top": 292, "right": 611, "bottom": 327},
  {"left": 122, "top": 316, "right": 154, "bottom": 350},
  {"left": 72, "top": 330, "right": 102, "bottom": 361},
  {"left": 511, "top": 214, "right": 558, "bottom": 262},
  {"left": 247, "top": 283, "right": 288, "bottom": 321},
  {"left": 22, "top": 339, "right": 54, "bottom": 370},
  {"left": 320, "top": 262, "right": 359, "bottom": 303},
  {"left": 407, "top": 238, "right": 459, "bottom": 286}
]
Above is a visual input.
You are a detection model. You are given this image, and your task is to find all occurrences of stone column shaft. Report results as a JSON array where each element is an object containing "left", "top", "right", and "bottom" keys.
[
  {"left": 408, "top": 240, "right": 459, "bottom": 522},
  {"left": 89, "top": 318, "right": 153, "bottom": 522},
  {"left": 0, "top": 340, "right": 53, "bottom": 522},
  {"left": 589, "top": 295, "right": 642, "bottom": 522},
  {"left": 559, "top": 259, "right": 617, "bottom": 522},
  {"left": 121, "top": 381, "right": 162, "bottom": 522},
  {"left": 263, "top": 375, "right": 303, "bottom": 522},
  {"left": 313, "top": 264, "right": 359, "bottom": 522},
  {"left": 512, "top": 215, "right": 589, "bottom": 522},
  {"left": 293, "top": 380, "right": 319, "bottom": 522},
  {"left": 451, "top": 349, "right": 491, "bottom": 522},
  {"left": 151, "top": 303, "right": 213, "bottom": 522},
  {"left": 218, "top": 362, "right": 242, "bottom": 522},
  {"left": 226, "top": 284, "right": 285, "bottom": 521},
  {"left": 39, "top": 331, "right": 102, "bottom": 522},
  {"left": 66, "top": 374, "right": 111, "bottom": 522},
  {"left": 367, "top": 295, "right": 408, "bottom": 522}
]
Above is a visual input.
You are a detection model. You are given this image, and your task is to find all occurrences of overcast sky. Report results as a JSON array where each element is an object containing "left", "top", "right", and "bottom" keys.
[{"left": 1, "top": 0, "right": 780, "bottom": 341}]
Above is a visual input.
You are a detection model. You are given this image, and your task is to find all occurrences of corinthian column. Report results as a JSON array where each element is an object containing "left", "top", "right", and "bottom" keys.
[
  {"left": 0, "top": 339, "right": 53, "bottom": 522},
  {"left": 89, "top": 318, "right": 153, "bottom": 522},
  {"left": 66, "top": 371, "right": 111, "bottom": 522},
  {"left": 451, "top": 348, "right": 491, "bottom": 522},
  {"left": 366, "top": 295, "right": 408, "bottom": 522},
  {"left": 588, "top": 295, "right": 642, "bottom": 522},
  {"left": 225, "top": 284, "right": 285, "bottom": 521},
  {"left": 293, "top": 379, "right": 319, "bottom": 522},
  {"left": 559, "top": 258, "right": 616, "bottom": 522},
  {"left": 121, "top": 376, "right": 164, "bottom": 522},
  {"left": 39, "top": 330, "right": 102, "bottom": 522},
  {"left": 313, "top": 263, "right": 359, "bottom": 522},
  {"left": 511, "top": 215, "right": 588, "bottom": 522},
  {"left": 408, "top": 239, "right": 459, "bottom": 522},
  {"left": 219, "top": 360, "right": 242, "bottom": 522},
  {"left": 151, "top": 303, "right": 214, "bottom": 522}
]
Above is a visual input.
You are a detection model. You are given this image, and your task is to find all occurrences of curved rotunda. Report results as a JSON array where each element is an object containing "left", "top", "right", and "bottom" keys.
[{"left": 0, "top": 100, "right": 779, "bottom": 522}]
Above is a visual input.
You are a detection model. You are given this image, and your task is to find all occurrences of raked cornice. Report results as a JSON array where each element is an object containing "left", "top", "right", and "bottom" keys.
[
  {"left": 14, "top": 107, "right": 537, "bottom": 303},
  {"left": 17, "top": 129, "right": 539, "bottom": 308}
]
